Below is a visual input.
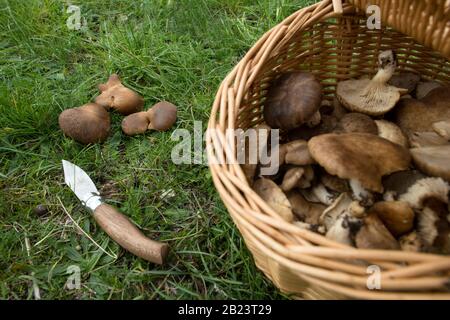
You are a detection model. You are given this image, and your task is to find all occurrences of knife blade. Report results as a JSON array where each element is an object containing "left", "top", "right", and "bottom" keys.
[{"left": 62, "top": 160, "right": 169, "bottom": 264}]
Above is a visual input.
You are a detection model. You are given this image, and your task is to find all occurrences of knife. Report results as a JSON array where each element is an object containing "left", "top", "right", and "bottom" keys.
[{"left": 62, "top": 160, "right": 169, "bottom": 264}]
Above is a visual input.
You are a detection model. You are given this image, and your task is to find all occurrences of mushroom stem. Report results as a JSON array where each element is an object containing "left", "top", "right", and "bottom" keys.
[{"left": 312, "top": 184, "right": 335, "bottom": 206}]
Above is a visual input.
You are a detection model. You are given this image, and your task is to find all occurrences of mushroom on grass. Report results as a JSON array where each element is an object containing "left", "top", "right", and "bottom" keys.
[
  {"left": 59, "top": 103, "right": 110, "bottom": 144},
  {"left": 95, "top": 74, "right": 144, "bottom": 115},
  {"left": 122, "top": 101, "right": 177, "bottom": 136},
  {"left": 264, "top": 72, "right": 322, "bottom": 130},
  {"left": 336, "top": 50, "right": 407, "bottom": 116}
]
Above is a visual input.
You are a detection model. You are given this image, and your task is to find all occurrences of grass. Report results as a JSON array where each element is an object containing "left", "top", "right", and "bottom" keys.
[{"left": 0, "top": 0, "right": 317, "bottom": 299}]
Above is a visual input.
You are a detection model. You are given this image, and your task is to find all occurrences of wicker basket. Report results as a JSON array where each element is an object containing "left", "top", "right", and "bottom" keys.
[{"left": 206, "top": 0, "right": 450, "bottom": 299}]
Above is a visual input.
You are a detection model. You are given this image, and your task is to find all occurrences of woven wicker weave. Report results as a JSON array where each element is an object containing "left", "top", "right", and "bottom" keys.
[{"left": 206, "top": 0, "right": 450, "bottom": 299}]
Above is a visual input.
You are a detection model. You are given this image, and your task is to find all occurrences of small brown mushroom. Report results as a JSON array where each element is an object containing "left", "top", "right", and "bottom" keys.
[
  {"left": 336, "top": 50, "right": 407, "bottom": 116},
  {"left": 334, "top": 113, "right": 378, "bottom": 135},
  {"left": 264, "top": 72, "right": 322, "bottom": 130},
  {"left": 432, "top": 120, "right": 450, "bottom": 140},
  {"left": 375, "top": 120, "right": 409, "bottom": 148},
  {"left": 410, "top": 145, "right": 450, "bottom": 182},
  {"left": 355, "top": 213, "right": 400, "bottom": 250},
  {"left": 253, "top": 178, "right": 294, "bottom": 222},
  {"left": 59, "top": 103, "right": 110, "bottom": 144},
  {"left": 415, "top": 81, "right": 442, "bottom": 100},
  {"left": 95, "top": 74, "right": 144, "bottom": 115},
  {"left": 408, "top": 131, "right": 449, "bottom": 148},
  {"left": 308, "top": 133, "right": 411, "bottom": 193},
  {"left": 121, "top": 101, "right": 177, "bottom": 136},
  {"left": 281, "top": 167, "right": 306, "bottom": 192},
  {"left": 399, "top": 177, "right": 450, "bottom": 252},
  {"left": 388, "top": 72, "right": 420, "bottom": 94},
  {"left": 282, "top": 140, "right": 316, "bottom": 166},
  {"left": 369, "top": 201, "right": 414, "bottom": 237},
  {"left": 287, "top": 191, "right": 325, "bottom": 224}
]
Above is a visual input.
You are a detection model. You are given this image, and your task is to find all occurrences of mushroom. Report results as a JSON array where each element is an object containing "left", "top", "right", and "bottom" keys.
[
  {"left": 95, "top": 74, "right": 144, "bottom": 115},
  {"left": 375, "top": 120, "right": 409, "bottom": 148},
  {"left": 399, "top": 231, "right": 422, "bottom": 252},
  {"left": 320, "top": 192, "right": 353, "bottom": 230},
  {"left": 382, "top": 170, "right": 426, "bottom": 200},
  {"left": 287, "top": 191, "right": 325, "bottom": 224},
  {"left": 311, "top": 183, "right": 337, "bottom": 206},
  {"left": 253, "top": 178, "right": 294, "bottom": 222},
  {"left": 281, "top": 167, "right": 307, "bottom": 192},
  {"left": 282, "top": 140, "right": 316, "bottom": 166},
  {"left": 399, "top": 177, "right": 450, "bottom": 252},
  {"left": 308, "top": 133, "right": 411, "bottom": 194},
  {"left": 306, "top": 111, "right": 321, "bottom": 128},
  {"left": 334, "top": 113, "right": 378, "bottom": 135},
  {"left": 326, "top": 212, "right": 363, "bottom": 246},
  {"left": 241, "top": 124, "right": 271, "bottom": 184},
  {"left": 415, "top": 81, "right": 442, "bottom": 100},
  {"left": 336, "top": 50, "right": 407, "bottom": 116},
  {"left": 388, "top": 72, "right": 420, "bottom": 94},
  {"left": 410, "top": 146, "right": 450, "bottom": 182},
  {"left": 408, "top": 131, "right": 449, "bottom": 148},
  {"left": 369, "top": 201, "right": 414, "bottom": 237},
  {"left": 395, "top": 86, "right": 450, "bottom": 135},
  {"left": 432, "top": 120, "right": 450, "bottom": 140},
  {"left": 320, "top": 172, "right": 349, "bottom": 193},
  {"left": 263, "top": 72, "right": 322, "bottom": 130},
  {"left": 122, "top": 101, "right": 177, "bottom": 136},
  {"left": 59, "top": 103, "right": 110, "bottom": 144},
  {"left": 331, "top": 97, "right": 348, "bottom": 120},
  {"left": 355, "top": 213, "right": 400, "bottom": 250}
]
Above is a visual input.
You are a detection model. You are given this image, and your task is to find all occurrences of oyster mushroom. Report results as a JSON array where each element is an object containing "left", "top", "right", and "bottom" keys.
[
  {"left": 395, "top": 86, "right": 450, "bottom": 135},
  {"left": 336, "top": 50, "right": 407, "bottom": 116},
  {"left": 388, "top": 72, "right": 420, "bottom": 94},
  {"left": 59, "top": 103, "right": 110, "bottom": 144},
  {"left": 122, "top": 101, "right": 177, "bottom": 136},
  {"left": 311, "top": 183, "right": 337, "bottom": 206},
  {"left": 408, "top": 131, "right": 449, "bottom": 148},
  {"left": 432, "top": 120, "right": 450, "bottom": 140},
  {"left": 241, "top": 124, "right": 271, "bottom": 184},
  {"left": 320, "top": 193, "right": 353, "bottom": 230},
  {"left": 369, "top": 201, "right": 414, "bottom": 237},
  {"left": 287, "top": 191, "right": 325, "bottom": 224},
  {"left": 95, "top": 74, "right": 144, "bottom": 115},
  {"left": 399, "top": 177, "right": 450, "bottom": 252},
  {"left": 253, "top": 178, "right": 294, "bottom": 222},
  {"left": 326, "top": 212, "right": 363, "bottom": 246},
  {"left": 382, "top": 170, "right": 426, "bottom": 200},
  {"left": 308, "top": 133, "right": 411, "bottom": 194},
  {"left": 334, "top": 113, "right": 378, "bottom": 135},
  {"left": 264, "top": 72, "right": 322, "bottom": 130},
  {"left": 281, "top": 167, "right": 307, "bottom": 192},
  {"left": 282, "top": 140, "right": 316, "bottom": 166},
  {"left": 410, "top": 145, "right": 450, "bottom": 181},
  {"left": 375, "top": 120, "right": 409, "bottom": 148},
  {"left": 415, "top": 81, "right": 442, "bottom": 100},
  {"left": 355, "top": 213, "right": 400, "bottom": 250}
]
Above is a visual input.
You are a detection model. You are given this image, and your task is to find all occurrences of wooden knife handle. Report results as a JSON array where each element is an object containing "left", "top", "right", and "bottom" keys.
[{"left": 93, "top": 203, "right": 169, "bottom": 264}]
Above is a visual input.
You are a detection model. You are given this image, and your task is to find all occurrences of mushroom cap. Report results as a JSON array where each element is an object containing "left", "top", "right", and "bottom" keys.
[
  {"left": 375, "top": 120, "right": 409, "bottom": 148},
  {"left": 335, "top": 113, "right": 378, "bottom": 134},
  {"left": 369, "top": 201, "right": 414, "bottom": 237},
  {"left": 281, "top": 167, "right": 305, "bottom": 192},
  {"left": 432, "top": 120, "right": 450, "bottom": 140},
  {"left": 320, "top": 172, "right": 349, "bottom": 193},
  {"left": 388, "top": 72, "right": 420, "bottom": 94},
  {"left": 121, "top": 111, "right": 150, "bottom": 136},
  {"left": 147, "top": 101, "right": 177, "bottom": 131},
  {"left": 95, "top": 74, "right": 144, "bottom": 115},
  {"left": 408, "top": 131, "right": 449, "bottom": 148},
  {"left": 410, "top": 146, "right": 450, "bottom": 181},
  {"left": 59, "top": 103, "right": 110, "bottom": 144},
  {"left": 399, "top": 177, "right": 449, "bottom": 209},
  {"left": 382, "top": 170, "right": 426, "bottom": 198},
  {"left": 415, "top": 81, "right": 442, "bottom": 100},
  {"left": 253, "top": 178, "right": 294, "bottom": 222},
  {"left": 308, "top": 133, "right": 411, "bottom": 192},
  {"left": 287, "top": 191, "right": 325, "bottom": 224},
  {"left": 320, "top": 192, "right": 353, "bottom": 230},
  {"left": 283, "top": 140, "right": 316, "bottom": 166},
  {"left": 395, "top": 87, "right": 450, "bottom": 135},
  {"left": 355, "top": 213, "right": 400, "bottom": 250},
  {"left": 337, "top": 78, "right": 404, "bottom": 115},
  {"left": 263, "top": 72, "right": 322, "bottom": 130}
]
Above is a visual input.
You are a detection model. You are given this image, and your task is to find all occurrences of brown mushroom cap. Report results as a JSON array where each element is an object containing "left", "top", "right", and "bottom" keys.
[
  {"left": 264, "top": 72, "right": 322, "bottom": 130},
  {"left": 308, "top": 133, "right": 411, "bottom": 192},
  {"left": 369, "top": 201, "right": 414, "bottom": 237},
  {"left": 59, "top": 103, "right": 110, "bottom": 144},
  {"left": 336, "top": 50, "right": 406, "bottom": 116},
  {"left": 253, "top": 178, "right": 294, "bottom": 222},
  {"left": 287, "top": 191, "right": 325, "bottom": 224},
  {"left": 375, "top": 120, "right": 409, "bottom": 148},
  {"left": 395, "top": 87, "right": 450, "bottom": 135},
  {"left": 335, "top": 113, "right": 378, "bottom": 134},
  {"left": 121, "top": 112, "right": 150, "bottom": 136},
  {"left": 432, "top": 120, "right": 450, "bottom": 140},
  {"left": 415, "top": 81, "right": 442, "bottom": 100},
  {"left": 95, "top": 74, "right": 144, "bottom": 115},
  {"left": 147, "top": 101, "right": 177, "bottom": 131},
  {"left": 283, "top": 140, "right": 316, "bottom": 166},
  {"left": 355, "top": 213, "right": 400, "bottom": 250},
  {"left": 382, "top": 170, "right": 426, "bottom": 198},
  {"left": 408, "top": 131, "right": 449, "bottom": 148},
  {"left": 388, "top": 72, "right": 420, "bottom": 94},
  {"left": 410, "top": 145, "right": 450, "bottom": 181},
  {"left": 281, "top": 167, "right": 305, "bottom": 192}
]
